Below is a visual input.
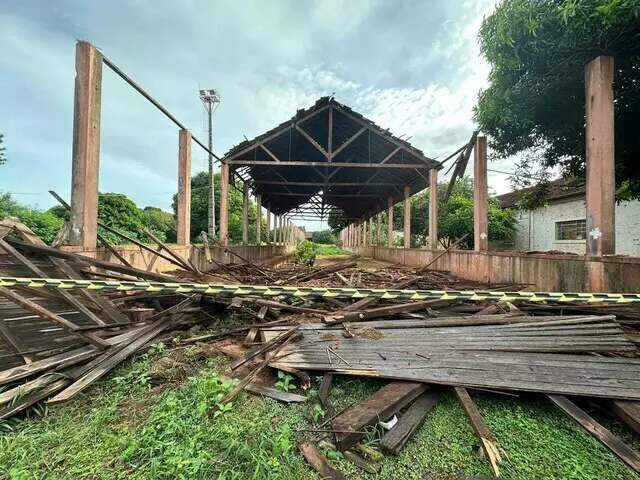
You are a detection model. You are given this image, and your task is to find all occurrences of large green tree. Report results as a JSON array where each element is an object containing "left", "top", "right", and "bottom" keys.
[
  {"left": 173, "top": 172, "right": 265, "bottom": 244},
  {"left": 475, "top": 0, "right": 640, "bottom": 199}
]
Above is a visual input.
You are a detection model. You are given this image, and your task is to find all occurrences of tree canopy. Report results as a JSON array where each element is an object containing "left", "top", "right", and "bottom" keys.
[
  {"left": 475, "top": 0, "right": 640, "bottom": 199},
  {"left": 311, "top": 230, "right": 336, "bottom": 244}
]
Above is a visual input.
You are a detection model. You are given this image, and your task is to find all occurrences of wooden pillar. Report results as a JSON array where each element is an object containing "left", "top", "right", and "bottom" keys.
[
  {"left": 387, "top": 197, "right": 394, "bottom": 248},
  {"left": 585, "top": 55, "right": 615, "bottom": 257},
  {"left": 176, "top": 129, "right": 192, "bottom": 246},
  {"left": 403, "top": 185, "right": 411, "bottom": 249},
  {"left": 276, "top": 215, "right": 281, "bottom": 245},
  {"left": 266, "top": 207, "right": 271, "bottom": 244},
  {"left": 474, "top": 136, "right": 488, "bottom": 251},
  {"left": 376, "top": 210, "right": 382, "bottom": 246},
  {"left": 70, "top": 41, "right": 103, "bottom": 250},
  {"left": 362, "top": 220, "right": 367, "bottom": 247},
  {"left": 255, "top": 194, "right": 262, "bottom": 245},
  {"left": 369, "top": 217, "right": 373, "bottom": 246},
  {"left": 242, "top": 183, "right": 249, "bottom": 245},
  {"left": 219, "top": 163, "right": 229, "bottom": 245},
  {"left": 429, "top": 169, "right": 438, "bottom": 250}
]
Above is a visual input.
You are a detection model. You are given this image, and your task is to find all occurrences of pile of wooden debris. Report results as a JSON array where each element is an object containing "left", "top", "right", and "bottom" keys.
[{"left": 1, "top": 218, "right": 640, "bottom": 478}]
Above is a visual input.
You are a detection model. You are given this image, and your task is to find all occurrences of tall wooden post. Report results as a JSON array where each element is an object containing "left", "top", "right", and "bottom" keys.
[
  {"left": 256, "top": 194, "right": 262, "bottom": 245},
  {"left": 429, "top": 169, "right": 438, "bottom": 250},
  {"left": 376, "top": 210, "right": 382, "bottom": 246},
  {"left": 176, "top": 129, "right": 192, "bottom": 246},
  {"left": 266, "top": 207, "right": 271, "bottom": 244},
  {"left": 585, "top": 55, "right": 615, "bottom": 257},
  {"left": 219, "top": 163, "right": 229, "bottom": 245},
  {"left": 403, "top": 185, "right": 411, "bottom": 248},
  {"left": 474, "top": 136, "right": 488, "bottom": 251},
  {"left": 242, "top": 183, "right": 249, "bottom": 245},
  {"left": 369, "top": 217, "right": 373, "bottom": 246},
  {"left": 70, "top": 41, "right": 103, "bottom": 250},
  {"left": 387, "top": 197, "right": 394, "bottom": 248},
  {"left": 362, "top": 220, "right": 367, "bottom": 247}
]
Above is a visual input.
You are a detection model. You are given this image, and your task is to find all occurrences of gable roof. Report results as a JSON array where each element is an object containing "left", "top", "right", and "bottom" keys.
[{"left": 223, "top": 96, "right": 439, "bottom": 219}]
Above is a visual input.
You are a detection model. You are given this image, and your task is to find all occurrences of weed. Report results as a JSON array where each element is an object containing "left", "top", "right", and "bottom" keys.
[{"left": 274, "top": 371, "right": 295, "bottom": 392}]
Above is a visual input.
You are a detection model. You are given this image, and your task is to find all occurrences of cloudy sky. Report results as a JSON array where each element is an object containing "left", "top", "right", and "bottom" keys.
[{"left": 1, "top": 0, "right": 514, "bottom": 230}]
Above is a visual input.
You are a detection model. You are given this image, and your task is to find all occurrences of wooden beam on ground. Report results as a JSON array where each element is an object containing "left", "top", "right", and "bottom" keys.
[
  {"left": 299, "top": 442, "right": 347, "bottom": 480},
  {"left": 454, "top": 386, "right": 501, "bottom": 477},
  {"left": 611, "top": 400, "right": 640, "bottom": 435},
  {"left": 549, "top": 394, "right": 640, "bottom": 472},
  {"left": 333, "top": 382, "right": 428, "bottom": 450},
  {"left": 381, "top": 390, "right": 441, "bottom": 454},
  {"left": 324, "top": 299, "right": 449, "bottom": 324}
]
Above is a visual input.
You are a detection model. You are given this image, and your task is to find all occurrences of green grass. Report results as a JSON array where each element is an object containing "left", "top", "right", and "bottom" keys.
[
  {"left": 313, "top": 243, "right": 350, "bottom": 256},
  {"left": 1, "top": 348, "right": 638, "bottom": 480}
]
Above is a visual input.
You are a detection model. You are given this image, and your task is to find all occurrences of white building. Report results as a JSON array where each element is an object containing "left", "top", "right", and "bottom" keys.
[{"left": 496, "top": 178, "right": 640, "bottom": 256}]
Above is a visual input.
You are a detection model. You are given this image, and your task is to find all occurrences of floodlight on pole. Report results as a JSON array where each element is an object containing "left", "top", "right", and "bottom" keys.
[{"left": 200, "top": 88, "right": 221, "bottom": 238}]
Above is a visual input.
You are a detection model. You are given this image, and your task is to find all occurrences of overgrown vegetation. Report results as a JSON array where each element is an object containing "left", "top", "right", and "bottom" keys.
[
  {"left": 311, "top": 230, "right": 336, "bottom": 245},
  {"left": 0, "top": 193, "right": 63, "bottom": 244},
  {"left": 1, "top": 347, "right": 637, "bottom": 480},
  {"left": 294, "top": 240, "right": 316, "bottom": 266},
  {"left": 476, "top": 0, "right": 640, "bottom": 201}
]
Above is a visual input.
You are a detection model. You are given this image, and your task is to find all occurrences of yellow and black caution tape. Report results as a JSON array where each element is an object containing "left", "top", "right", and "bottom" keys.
[{"left": 1, "top": 277, "right": 639, "bottom": 304}]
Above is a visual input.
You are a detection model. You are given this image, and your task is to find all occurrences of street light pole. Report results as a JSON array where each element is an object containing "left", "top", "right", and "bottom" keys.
[{"left": 199, "top": 89, "right": 221, "bottom": 239}]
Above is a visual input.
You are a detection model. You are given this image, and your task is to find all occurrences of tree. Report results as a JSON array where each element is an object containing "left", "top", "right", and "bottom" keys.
[
  {"left": 1, "top": 193, "right": 63, "bottom": 244},
  {"left": 312, "top": 230, "right": 336, "bottom": 244},
  {"left": 142, "top": 207, "right": 176, "bottom": 243},
  {"left": 0, "top": 134, "right": 6, "bottom": 165},
  {"left": 173, "top": 172, "right": 265, "bottom": 244},
  {"left": 475, "top": 0, "right": 640, "bottom": 199}
]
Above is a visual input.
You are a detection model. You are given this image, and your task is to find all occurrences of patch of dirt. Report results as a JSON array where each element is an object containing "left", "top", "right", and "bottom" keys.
[
  {"left": 320, "top": 332, "right": 338, "bottom": 341},
  {"left": 352, "top": 327, "right": 384, "bottom": 339}
]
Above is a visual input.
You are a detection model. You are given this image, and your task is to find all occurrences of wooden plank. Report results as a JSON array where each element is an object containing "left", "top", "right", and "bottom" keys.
[
  {"left": 324, "top": 299, "right": 449, "bottom": 324},
  {"left": 333, "top": 381, "right": 428, "bottom": 450},
  {"left": 548, "top": 394, "right": 640, "bottom": 472},
  {"left": 0, "top": 287, "right": 109, "bottom": 349},
  {"left": 455, "top": 386, "right": 501, "bottom": 477},
  {"left": 0, "top": 237, "right": 108, "bottom": 326},
  {"left": 381, "top": 390, "right": 441, "bottom": 454},
  {"left": 244, "top": 383, "right": 306, "bottom": 403},
  {"left": 7, "top": 239, "right": 177, "bottom": 282},
  {"left": 230, "top": 326, "right": 299, "bottom": 371},
  {"left": 299, "top": 442, "right": 347, "bottom": 480},
  {"left": 611, "top": 400, "right": 640, "bottom": 434}
]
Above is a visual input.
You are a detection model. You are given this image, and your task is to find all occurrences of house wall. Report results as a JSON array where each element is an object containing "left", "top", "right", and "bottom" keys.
[{"left": 511, "top": 197, "right": 640, "bottom": 256}]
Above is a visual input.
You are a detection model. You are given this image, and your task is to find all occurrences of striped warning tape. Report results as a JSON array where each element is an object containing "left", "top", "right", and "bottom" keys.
[{"left": 1, "top": 277, "right": 639, "bottom": 304}]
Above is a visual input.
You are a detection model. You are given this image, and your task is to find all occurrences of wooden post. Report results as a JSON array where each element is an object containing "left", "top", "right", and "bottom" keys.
[
  {"left": 362, "top": 219, "right": 367, "bottom": 247},
  {"left": 70, "top": 41, "right": 103, "bottom": 250},
  {"left": 474, "top": 136, "right": 488, "bottom": 251},
  {"left": 176, "top": 129, "right": 192, "bottom": 245},
  {"left": 266, "top": 207, "right": 271, "bottom": 244},
  {"left": 403, "top": 185, "right": 411, "bottom": 249},
  {"left": 242, "top": 183, "right": 249, "bottom": 245},
  {"left": 429, "top": 169, "right": 438, "bottom": 250},
  {"left": 256, "top": 194, "right": 262, "bottom": 245},
  {"left": 387, "top": 197, "right": 394, "bottom": 248},
  {"left": 585, "top": 55, "right": 615, "bottom": 257},
  {"left": 219, "top": 163, "right": 229, "bottom": 245},
  {"left": 369, "top": 217, "right": 373, "bottom": 246},
  {"left": 377, "top": 210, "right": 382, "bottom": 246}
]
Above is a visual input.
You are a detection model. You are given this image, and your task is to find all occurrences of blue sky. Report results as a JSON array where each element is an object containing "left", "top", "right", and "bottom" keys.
[{"left": 0, "top": 0, "right": 514, "bottom": 230}]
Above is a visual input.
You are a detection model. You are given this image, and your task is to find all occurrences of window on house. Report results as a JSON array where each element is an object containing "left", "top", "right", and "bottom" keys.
[{"left": 555, "top": 220, "right": 586, "bottom": 240}]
